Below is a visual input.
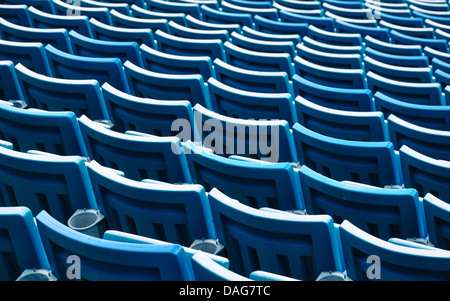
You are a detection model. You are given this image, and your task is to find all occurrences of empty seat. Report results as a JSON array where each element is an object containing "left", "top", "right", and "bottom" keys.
[
  {"left": 292, "top": 74, "right": 374, "bottom": 111},
  {"left": 292, "top": 123, "right": 403, "bottom": 187},
  {"left": 15, "top": 63, "right": 109, "bottom": 120},
  {"left": 109, "top": 9, "right": 169, "bottom": 32},
  {"left": 183, "top": 140, "right": 303, "bottom": 210},
  {"left": 78, "top": 115, "right": 191, "bottom": 183},
  {"left": 168, "top": 20, "right": 229, "bottom": 42},
  {"left": 299, "top": 165, "right": 426, "bottom": 240},
  {"left": 100, "top": 82, "right": 196, "bottom": 138},
  {"left": 253, "top": 15, "right": 308, "bottom": 37},
  {"left": 0, "top": 17, "right": 72, "bottom": 53},
  {"left": 297, "top": 43, "right": 363, "bottom": 69},
  {"left": 308, "top": 24, "right": 363, "bottom": 46},
  {"left": 45, "top": 44, "right": 130, "bottom": 93},
  {"left": 207, "top": 77, "right": 297, "bottom": 126},
  {"left": 301, "top": 35, "right": 364, "bottom": 55},
  {"left": 339, "top": 219, "right": 450, "bottom": 280},
  {"left": 364, "top": 46, "right": 429, "bottom": 68},
  {"left": 208, "top": 188, "right": 343, "bottom": 280},
  {"left": 131, "top": 4, "right": 187, "bottom": 26},
  {"left": 0, "top": 100, "right": 88, "bottom": 157},
  {"left": 0, "top": 143, "right": 98, "bottom": 223},
  {"left": 280, "top": 10, "right": 335, "bottom": 31},
  {"left": 374, "top": 91, "right": 450, "bottom": 131},
  {"left": 423, "top": 193, "right": 450, "bottom": 250},
  {"left": 366, "top": 71, "right": 445, "bottom": 106},
  {"left": 323, "top": 2, "right": 373, "bottom": 19},
  {"left": 192, "top": 104, "right": 298, "bottom": 163},
  {"left": 35, "top": 210, "right": 194, "bottom": 280},
  {"left": 52, "top": 0, "right": 112, "bottom": 25},
  {"left": 200, "top": 4, "right": 253, "bottom": 28},
  {"left": 155, "top": 29, "right": 225, "bottom": 61},
  {"left": 334, "top": 19, "right": 391, "bottom": 42},
  {"left": 3, "top": 0, "right": 55, "bottom": 14},
  {"left": 190, "top": 251, "right": 252, "bottom": 281},
  {"left": 89, "top": 18, "right": 156, "bottom": 47},
  {"left": 0, "top": 4, "right": 32, "bottom": 27},
  {"left": 123, "top": 60, "right": 212, "bottom": 110},
  {"left": 0, "top": 206, "right": 52, "bottom": 281},
  {"left": 0, "top": 60, "right": 24, "bottom": 101},
  {"left": 230, "top": 31, "right": 296, "bottom": 58},
  {"left": 400, "top": 145, "right": 450, "bottom": 202},
  {"left": 390, "top": 30, "right": 448, "bottom": 52},
  {"left": 221, "top": 0, "right": 279, "bottom": 20},
  {"left": 147, "top": 0, "right": 202, "bottom": 19},
  {"left": 241, "top": 25, "right": 301, "bottom": 45},
  {"left": 423, "top": 46, "right": 450, "bottom": 64},
  {"left": 379, "top": 20, "right": 435, "bottom": 39},
  {"left": 213, "top": 58, "right": 293, "bottom": 95},
  {"left": 86, "top": 160, "right": 214, "bottom": 246},
  {"left": 376, "top": 11, "right": 424, "bottom": 27},
  {"left": 185, "top": 14, "right": 242, "bottom": 33},
  {"left": 81, "top": 0, "right": 131, "bottom": 16},
  {"left": 295, "top": 96, "right": 389, "bottom": 142},
  {"left": 363, "top": 35, "right": 423, "bottom": 56}
]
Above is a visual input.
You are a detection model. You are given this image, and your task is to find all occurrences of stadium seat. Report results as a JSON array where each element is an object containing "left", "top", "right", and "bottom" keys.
[
  {"left": 292, "top": 122, "right": 403, "bottom": 187},
  {"left": 190, "top": 251, "right": 252, "bottom": 281},
  {"left": 52, "top": 0, "right": 112, "bottom": 25},
  {"left": 185, "top": 14, "right": 242, "bottom": 33},
  {"left": 35, "top": 210, "right": 195, "bottom": 280},
  {"left": 241, "top": 25, "right": 301, "bottom": 45},
  {"left": 296, "top": 43, "right": 363, "bottom": 69},
  {"left": 423, "top": 46, "right": 450, "bottom": 64},
  {"left": 339, "top": 219, "right": 450, "bottom": 280},
  {"left": 279, "top": 10, "right": 335, "bottom": 31},
  {"left": 0, "top": 4, "right": 31, "bottom": 27},
  {"left": 207, "top": 77, "right": 297, "bottom": 126},
  {"left": 199, "top": 4, "right": 253, "bottom": 28},
  {"left": 44, "top": 44, "right": 130, "bottom": 93},
  {"left": 334, "top": 19, "right": 391, "bottom": 42},
  {"left": 0, "top": 143, "right": 98, "bottom": 223},
  {"left": 15, "top": 63, "right": 109, "bottom": 120},
  {"left": 221, "top": 1, "right": 279, "bottom": 20},
  {"left": 379, "top": 20, "right": 435, "bottom": 39},
  {"left": 301, "top": 35, "right": 364, "bottom": 55},
  {"left": 363, "top": 35, "right": 423, "bottom": 56},
  {"left": 3, "top": 0, "right": 55, "bottom": 14},
  {"left": 131, "top": 4, "right": 187, "bottom": 26},
  {"left": 146, "top": 0, "right": 202, "bottom": 19},
  {"left": 208, "top": 188, "right": 343, "bottom": 280},
  {"left": 109, "top": 9, "right": 169, "bottom": 32},
  {"left": 0, "top": 206, "right": 52, "bottom": 281},
  {"left": 253, "top": 15, "right": 308, "bottom": 36},
  {"left": 168, "top": 20, "right": 230, "bottom": 42},
  {"left": 400, "top": 145, "right": 450, "bottom": 202},
  {"left": 423, "top": 193, "right": 450, "bottom": 250},
  {"left": 364, "top": 46, "right": 430, "bottom": 68},
  {"left": 0, "top": 100, "right": 88, "bottom": 156},
  {"left": 390, "top": 29, "right": 448, "bottom": 52},
  {"left": 0, "top": 60, "right": 25, "bottom": 101},
  {"left": 294, "top": 96, "right": 389, "bottom": 142},
  {"left": 299, "top": 166, "right": 426, "bottom": 240},
  {"left": 183, "top": 140, "right": 303, "bottom": 210},
  {"left": 81, "top": 0, "right": 131, "bottom": 16},
  {"left": 230, "top": 31, "right": 297, "bottom": 58},
  {"left": 308, "top": 24, "right": 363, "bottom": 46},
  {"left": 86, "top": 160, "right": 215, "bottom": 247},
  {"left": 78, "top": 115, "right": 191, "bottom": 183},
  {"left": 376, "top": 11, "right": 424, "bottom": 27}
]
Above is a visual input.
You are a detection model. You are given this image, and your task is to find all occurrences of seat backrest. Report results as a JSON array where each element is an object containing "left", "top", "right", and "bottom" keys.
[
  {"left": 335, "top": 19, "right": 391, "bottom": 42},
  {"left": 191, "top": 251, "right": 251, "bottom": 281},
  {"left": 15, "top": 63, "right": 109, "bottom": 120},
  {"left": 87, "top": 160, "right": 212, "bottom": 246},
  {"left": 79, "top": 115, "right": 191, "bottom": 183},
  {"left": 200, "top": 4, "right": 253, "bottom": 28},
  {"left": 168, "top": 20, "right": 229, "bottom": 42},
  {"left": 0, "top": 100, "right": 88, "bottom": 156},
  {"left": 423, "top": 193, "right": 450, "bottom": 250},
  {"left": 390, "top": 29, "right": 448, "bottom": 52},
  {"left": 292, "top": 122, "right": 403, "bottom": 187},
  {"left": 280, "top": 10, "right": 335, "bottom": 31},
  {"left": 0, "top": 206, "right": 51, "bottom": 281},
  {"left": 35, "top": 210, "right": 193, "bottom": 281},
  {"left": 339, "top": 219, "right": 450, "bottom": 280},
  {"left": 147, "top": 0, "right": 202, "bottom": 19},
  {"left": 364, "top": 46, "right": 429, "bottom": 68},
  {"left": 0, "top": 60, "right": 24, "bottom": 101},
  {"left": 52, "top": 0, "right": 112, "bottom": 25},
  {"left": 364, "top": 34, "right": 423, "bottom": 56},
  {"left": 131, "top": 4, "right": 187, "bottom": 26},
  {"left": 308, "top": 24, "right": 363, "bottom": 46},
  {"left": 253, "top": 15, "right": 308, "bottom": 37},
  {"left": 109, "top": 9, "right": 169, "bottom": 32},
  {"left": 230, "top": 31, "right": 296, "bottom": 58},
  {"left": 296, "top": 43, "right": 363, "bottom": 69},
  {"left": 208, "top": 188, "right": 342, "bottom": 280},
  {"left": 299, "top": 165, "right": 426, "bottom": 240},
  {"left": 0, "top": 4, "right": 32, "bottom": 27}
]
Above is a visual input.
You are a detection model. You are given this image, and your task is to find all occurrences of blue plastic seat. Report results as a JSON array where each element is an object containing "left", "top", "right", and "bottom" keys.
[
  {"left": 308, "top": 24, "right": 363, "bottom": 46},
  {"left": 294, "top": 56, "right": 367, "bottom": 89},
  {"left": 0, "top": 206, "right": 52, "bottom": 281},
  {"left": 253, "top": 15, "right": 308, "bottom": 37},
  {"left": 367, "top": 71, "right": 444, "bottom": 106},
  {"left": 423, "top": 46, "right": 450, "bottom": 64},
  {"left": 15, "top": 63, "right": 108, "bottom": 120},
  {"left": 364, "top": 56, "right": 433, "bottom": 83},
  {"left": 140, "top": 44, "right": 214, "bottom": 79},
  {"left": 435, "top": 68, "right": 450, "bottom": 89},
  {"left": 292, "top": 122, "right": 403, "bottom": 187},
  {"left": 109, "top": 8, "right": 169, "bottom": 32},
  {"left": 207, "top": 77, "right": 297, "bottom": 126},
  {"left": 224, "top": 41, "right": 295, "bottom": 77},
  {"left": 364, "top": 46, "right": 430, "bottom": 68},
  {"left": 146, "top": 0, "right": 202, "bottom": 19},
  {"left": 185, "top": 14, "right": 242, "bottom": 33},
  {"left": 273, "top": 4, "right": 323, "bottom": 17},
  {"left": 0, "top": 143, "right": 98, "bottom": 223},
  {"left": 80, "top": 0, "right": 131, "bottom": 16},
  {"left": 27, "top": 6, "right": 93, "bottom": 38},
  {"left": 295, "top": 96, "right": 388, "bottom": 142},
  {"left": 213, "top": 58, "right": 293, "bottom": 95},
  {"left": 0, "top": 17, "right": 72, "bottom": 53},
  {"left": 101, "top": 82, "right": 196, "bottom": 138},
  {"left": 226, "top": 0, "right": 273, "bottom": 9},
  {"left": 435, "top": 28, "right": 450, "bottom": 42},
  {"left": 363, "top": 35, "right": 423, "bottom": 56},
  {"left": 0, "top": 40, "right": 52, "bottom": 76},
  {"left": 379, "top": 20, "right": 435, "bottom": 39},
  {"left": 190, "top": 251, "right": 252, "bottom": 281},
  {"left": 410, "top": 4, "right": 450, "bottom": 18},
  {"left": 279, "top": 10, "right": 335, "bottom": 31},
  {"left": 390, "top": 29, "right": 448, "bottom": 52},
  {"left": 200, "top": 4, "right": 253, "bottom": 28},
  {"left": 407, "top": 0, "right": 449, "bottom": 12},
  {"left": 339, "top": 219, "right": 450, "bottom": 280},
  {"left": 297, "top": 43, "right": 362, "bottom": 69},
  {"left": 241, "top": 25, "right": 302, "bottom": 45},
  {"left": 335, "top": 19, "right": 391, "bottom": 42},
  {"left": 374, "top": 91, "right": 450, "bottom": 131},
  {"left": 123, "top": 60, "right": 212, "bottom": 109},
  {"left": 3, "top": 0, "right": 55, "bottom": 14},
  {"left": 155, "top": 29, "right": 225, "bottom": 61},
  {"left": 400, "top": 145, "right": 450, "bottom": 201},
  {"left": 191, "top": 105, "right": 298, "bottom": 163},
  {"left": 322, "top": 0, "right": 363, "bottom": 9},
  {"left": 292, "top": 74, "right": 374, "bottom": 111},
  {"left": 68, "top": 30, "right": 143, "bottom": 66},
  {"left": 86, "top": 160, "right": 215, "bottom": 247},
  {"left": 35, "top": 210, "right": 194, "bottom": 281},
  {"left": 230, "top": 31, "right": 297, "bottom": 58},
  {"left": 89, "top": 18, "right": 156, "bottom": 48},
  {"left": 0, "top": 4, "right": 32, "bottom": 27},
  {"left": 44, "top": 44, "right": 130, "bottom": 93},
  {"left": 275, "top": 0, "right": 322, "bottom": 10},
  {"left": 299, "top": 165, "right": 426, "bottom": 240},
  {"left": 221, "top": 0, "right": 279, "bottom": 20},
  {"left": 423, "top": 193, "right": 450, "bottom": 249},
  {"left": 301, "top": 35, "right": 364, "bottom": 55},
  {"left": 131, "top": 4, "right": 187, "bottom": 26},
  {"left": 183, "top": 141, "right": 304, "bottom": 210},
  {"left": 388, "top": 114, "right": 450, "bottom": 161},
  {"left": 208, "top": 188, "right": 342, "bottom": 280},
  {"left": 52, "top": 0, "right": 112, "bottom": 25},
  {"left": 425, "top": 19, "right": 450, "bottom": 34},
  {"left": 377, "top": 11, "right": 424, "bottom": 27},
  {"left": 78, "top": 115, "right": 191, "bottom": 183},
  {"left": 168, "top": 20, "right": 230, "bottom": 42},
  {"left": 322, "top": 2, "right": 373, "bottom": 19},
  {"left": 0, "top": 100, "right": 88, "bottom": 157}
]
